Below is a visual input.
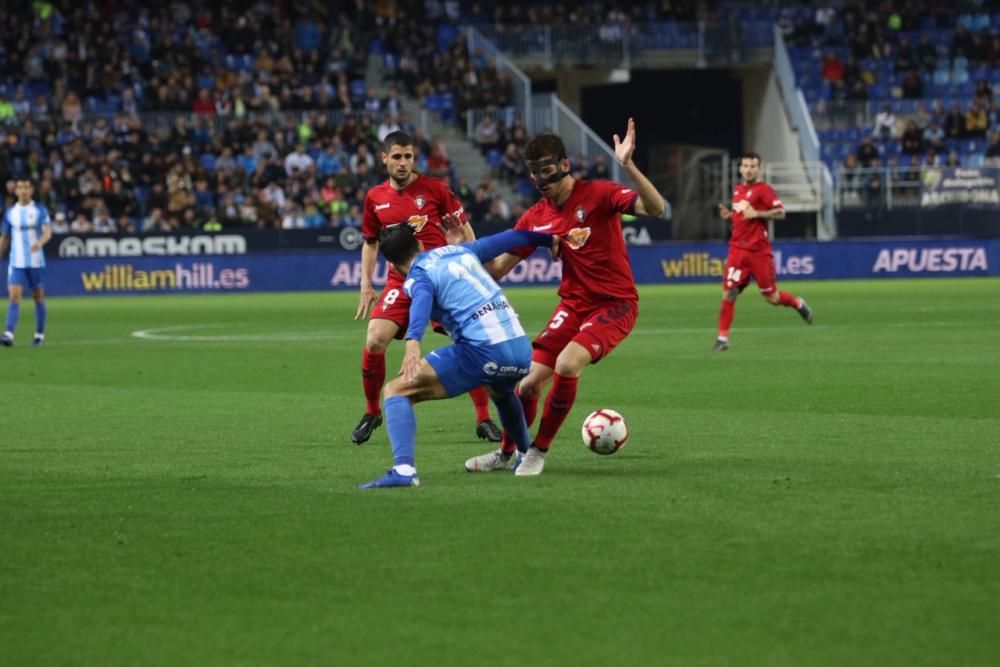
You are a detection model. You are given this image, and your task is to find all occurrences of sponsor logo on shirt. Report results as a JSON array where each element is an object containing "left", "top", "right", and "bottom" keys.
[
  {"left": 407, "top": 214, "right": 429, "bottom": 231},
  {"left": 565, "top": 227, "right": 592, "bottom": 250}
]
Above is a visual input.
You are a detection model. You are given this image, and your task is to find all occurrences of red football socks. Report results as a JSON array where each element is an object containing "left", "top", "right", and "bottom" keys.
[
  {"left": 501, "top": 387, "right": 540, "bottom": 454},
  {"left": 469, "top": 386, "right": 492, "bottom": 422},
  {"left": 533, "top": 373, "right": 579, "bottom": 451},
  {"left": 718, "top": 300, "right": 735, "bottom": 338},
  {"left": 361, "top": 349, "right": 385, "bottom": 415},
  {"left": 777, "top": 291, "right": 801, "bottom": 308}
]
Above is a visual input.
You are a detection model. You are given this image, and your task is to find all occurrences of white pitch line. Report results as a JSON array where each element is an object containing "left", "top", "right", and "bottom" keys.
[{"left": 131, "top": 324, "right": 347, "bottom": 342}]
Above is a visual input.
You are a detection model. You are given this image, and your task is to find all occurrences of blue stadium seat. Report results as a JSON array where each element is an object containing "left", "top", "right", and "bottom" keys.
[
  {"left": 200, "top": 153, "right": 216, "bottom": 171},
  {"left": 968, "top": 154, "right": 985, "bottom": 167},
  {"left": 964, "top": 139, "right": 986, "bottom": 154},
  {"left": 869, "top": 83, "right": 890, "bottom": 100},
  {"left": 843, "top": 127, "right": 862, "bottom": 144},
  {"left": 348, "top": 79, "right": 366, "bottom": 103},
  {"left": 436, "top": 25, "right": 460, "bottom": 51},
  {"left": 486, "top": 148, "right": 503, "bottom": 169},
  {"left": 818, "top": 128, "right": 839, "bottom": 143}
]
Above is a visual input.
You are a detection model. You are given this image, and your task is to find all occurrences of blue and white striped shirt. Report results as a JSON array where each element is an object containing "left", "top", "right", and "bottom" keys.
[
  {"left": 3, "top": 202, "right": 50, "bottom": 269},
  {"left": 403, "top": 230, "right": 552, "bottom": 345}
]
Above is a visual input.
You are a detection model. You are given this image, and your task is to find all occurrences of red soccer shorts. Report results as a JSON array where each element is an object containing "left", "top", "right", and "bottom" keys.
[
  {"left": 370, "top": 275, "right": 447, "bottom": 339},
  {"left": 531, "top": 298, "right": 638, "bottom": 367},
  {"left": 370, "top": 274, "right": 411, "bottom": 339},
  {"left": 723, "top": 247, "right": 777, "bottom": 295}
]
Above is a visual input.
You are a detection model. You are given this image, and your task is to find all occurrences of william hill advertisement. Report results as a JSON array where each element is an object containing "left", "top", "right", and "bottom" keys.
[{"left": 4, "top": 241, "right": 996, "bottom": 296}]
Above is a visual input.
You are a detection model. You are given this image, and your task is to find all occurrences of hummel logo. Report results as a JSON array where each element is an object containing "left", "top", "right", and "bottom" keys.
[
  {"left": 620, "top": 188, "right": 632, "bottom": 194},
  {"left": 581, "top": 322, "right": 593, "bottom": 330},
  {"left": 591, "top": 344, "right": 601, "bottom": 352},
  {"left": 375, "top": 203, "right": 391, "bottom": 210},
  {"left": 533, "top": 224, "right": 553, "bottom": 231}
]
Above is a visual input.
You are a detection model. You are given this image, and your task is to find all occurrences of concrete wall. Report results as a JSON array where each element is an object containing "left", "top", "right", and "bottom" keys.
[{"left": 741, "top": 64, "right": 801, "bottom": 162}]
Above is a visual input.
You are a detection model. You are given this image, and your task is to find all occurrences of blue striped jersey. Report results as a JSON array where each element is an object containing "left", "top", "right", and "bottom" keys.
[
  {"left": 405, "top": 244, "right": 526, "bottom": 346},
  {"left": 3, "top": 202, "right": 50, "bottom": 269}
]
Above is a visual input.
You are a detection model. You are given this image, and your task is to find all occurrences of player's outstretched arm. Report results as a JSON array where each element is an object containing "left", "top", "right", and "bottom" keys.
[
  {"left": 469, "top": 230, "right": 554, "bottom": 264},
  {"left": 614, "top": 118, "right": 667, "bottom": 219},
  {"left": 355, "top": 240, "right": 379, "bottom": 320},
  {"left": 484, "top": 253, "right": 520, "bottom": 280}
]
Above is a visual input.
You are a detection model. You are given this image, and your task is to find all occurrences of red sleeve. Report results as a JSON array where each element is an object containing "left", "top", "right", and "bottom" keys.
[
  {"left": 510, "top": 211, "right": 536, "bottom": 260},
  {"left": 761, "top": 183, "right": 784, "bottom": 211},
  {"left": 600, "top": 180, "right": 640, "bottom": 215},
  {"left": 436, "top": 180, "right": 469, "bottom": 223},
  {"left": 361, "top": 193, "right": 380, "bottom": 241}
]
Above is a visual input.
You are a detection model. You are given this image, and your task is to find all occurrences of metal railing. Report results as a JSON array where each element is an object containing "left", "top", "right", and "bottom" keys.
[
  {"left": 465, "top": 27, "right": 532, "bottom": 124},
  {"left": 531, "top": 93, "right": 623, "bottom": 184},
  {"left": 773, "top": 27, "right": 836, "bottom": 237},
  {"left": 8, "top": 108, "right": 396, "bottom": 136},
  {"left": 469, "top": 20, "right": 774, "bottom": 69}
]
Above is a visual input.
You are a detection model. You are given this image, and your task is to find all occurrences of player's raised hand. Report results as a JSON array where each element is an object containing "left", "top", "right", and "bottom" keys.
[
  {"left": 718, "top": 204, "right": 732, "bottom": 220},
  {"left": 613, "top": 117, "right": 636, "bottom": 166},
  {"left": 355, "top": 286, "right": 377, "bottom": 320}
]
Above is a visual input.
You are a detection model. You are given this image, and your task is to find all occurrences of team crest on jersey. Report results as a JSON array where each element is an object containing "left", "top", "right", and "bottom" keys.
[
  {"left": 575, "top": 206, "right": 586, "bottom": 222},
  {"left": 565, "top": 227, "right": 592, "bottom": 250},
  {"left": 407, "top": 214, "right": 429, "bottom": 231},
  {"left": 415, "top": 195, "right": 425, "bottom": 209}
]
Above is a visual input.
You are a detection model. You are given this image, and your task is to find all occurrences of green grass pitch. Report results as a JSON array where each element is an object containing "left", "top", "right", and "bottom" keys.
[{"left": 2, "top": 278, "right": 998, "bottom": 665}]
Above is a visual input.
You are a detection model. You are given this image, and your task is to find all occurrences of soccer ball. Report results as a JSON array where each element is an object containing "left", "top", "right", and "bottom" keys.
[{"left": 581, "top": 409, "right": 629, "bottom": 455}]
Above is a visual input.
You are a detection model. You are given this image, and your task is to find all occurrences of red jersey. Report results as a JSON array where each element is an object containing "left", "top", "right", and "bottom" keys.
[
  {"left": 362, "top": 174, "right": 468, "bottom": 278},
  {"left": 729, "top": 180, "right": 783, "bottom": 251},
  {"left": 514, "top": 179, "right": 639, "bottom": 306}
]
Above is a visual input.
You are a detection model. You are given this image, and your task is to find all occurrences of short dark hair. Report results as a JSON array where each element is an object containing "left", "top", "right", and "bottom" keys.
[
  {"left": 523, "top": 134, "right": 567, "bottom": 162},
  {"left": 379, "top": 223, "right": 420, "bottom": 265},
  {"left": 383, "top": 131, "right": 415, "bottom": 153},
  {"left": 740, "top": 152, "right": 762, "bottom": 165}
]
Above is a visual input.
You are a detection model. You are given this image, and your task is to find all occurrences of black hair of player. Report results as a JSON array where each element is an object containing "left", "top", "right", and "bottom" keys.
[
  {"left": 379, "top": 223, "right": 420, "bottom": 266},
  {"left": 383, "top": 131, "right": 416, "bottom": 153},
  {"left": 739, "top": 152, "right": 762, "bottom": 165},
  {"left": 523, "top": 134, "right": 568, "bottom": 162}
]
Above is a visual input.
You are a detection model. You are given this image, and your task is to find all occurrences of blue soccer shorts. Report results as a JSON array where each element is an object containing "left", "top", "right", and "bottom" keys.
[
  {"left": 7, "top": 266, "right": 46, "bottom": 291},
  {"left": 426, "top": 336, "right": 532, "bottom": 397}
]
